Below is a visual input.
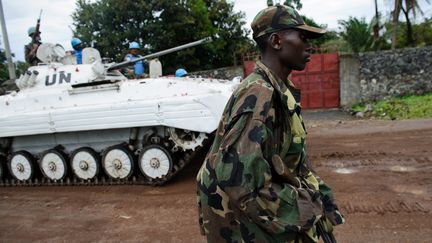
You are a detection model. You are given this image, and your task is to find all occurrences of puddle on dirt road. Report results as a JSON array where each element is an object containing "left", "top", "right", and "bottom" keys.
[
  {"left": 333, "top": 166, "right": 417, "bottom": 174},
  {"left": 334, "top": 168, "right": 358, "bottom": 174},
  {"left": 333, "top": 165, "right": 418, "bottom": 174},
  {"left": 329, "top": 161, "right": 419, "bottom": 174},
  {"left": 388, "top": 165, "right": 416, "bottom": 172},
  {"left": 392, "top": 185, "right": 426, "bottom": 196}
]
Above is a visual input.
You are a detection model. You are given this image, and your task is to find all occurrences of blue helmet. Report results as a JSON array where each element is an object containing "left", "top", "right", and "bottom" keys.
[
  {"left": 129, "top": 41, "right": 140, "bottom": 49},
  {"left": 28, "top": 27, "right": 36, "bottom": 36},
  {"left": 175, "top": 68, "right": 188, "bottom": 77},
  {"left": 71, "top": 38, "right": 82, "bottom": 48}
]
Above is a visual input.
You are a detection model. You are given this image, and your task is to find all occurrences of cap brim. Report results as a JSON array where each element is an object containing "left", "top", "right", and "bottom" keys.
[{"left": 294, "top": 25, "right": 326, "bottom": 39}]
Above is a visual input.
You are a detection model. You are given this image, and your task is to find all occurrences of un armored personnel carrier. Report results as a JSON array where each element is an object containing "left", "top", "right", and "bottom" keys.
[{"left": 0, "top": 38, "right": 239, "bottom": 186}]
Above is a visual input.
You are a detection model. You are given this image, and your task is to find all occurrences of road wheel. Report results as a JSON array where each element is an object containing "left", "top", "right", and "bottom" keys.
[
  {"left": 102, "top": 145, "right": 134, "bottom": 179},
  {"left": 139, "top": 145, "right": 173, "bottom": 179},
  {"left": 8, "top": 151, "right": 35, "bottom": 181},
  {"left": 40, "top": 149, "right": 68, "bottom": 180},
  {"left": 70, "top": 147, "right": 100, "bottom": 180}
]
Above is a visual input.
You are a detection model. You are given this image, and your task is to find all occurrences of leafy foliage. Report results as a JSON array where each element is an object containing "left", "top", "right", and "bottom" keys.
[
  {"left": 302, "top": 15, "right": 339, "bottom": 52},
  {"left": 333, "top": 0, "right": 430, "bottom": 53},
  {"left": 414, "top": 18, "right": 432, "bottom": 46},
  {"left": 391, "top": 0, "right": 431, "bottom": 48},
  {"left": 339, "top": 17, "right": 374, "bottom": 53},
  {"left": 0, "top": 49, "right": 8, "bottom": 84},
  {"left": 15, "top": 61, "right": 29, "bottom": 77},
  {"left": 0, "top": 47, "right": 25, "bottom": 91},
  {"left": 352, "top": 93, "right": 432, "bottom": 120},
  {"left": 267, "top": 0, "right": 302, "bottom": 9},
  {"left": 0, "top": 47, "right": 22, "bottom": 84},
  {"left": 72, "top": 0, "right": 252, "bottom": 74},
  {"left": 319, "top": 38, "right": 350, "bottom": 53},
  {"left": 283, "top": 0, "right": 303, "bottom": 9},
  {"left": 384, "top": 17, "right": 432, "bottom": 49}
]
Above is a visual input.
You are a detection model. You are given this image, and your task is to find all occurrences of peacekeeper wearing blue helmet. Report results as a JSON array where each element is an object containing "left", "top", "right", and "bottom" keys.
[
  {"left": 71, "top": 37, "right": 83, "bottom": 64},
  {"left": 24, "top": 27, "right": 42, "bottom": 66},
  {"left": 124, "top": 41, "right": 145, "bottom": 79},
  {"left": 175, "top": 68, "right": 188, "bottom": 77}
]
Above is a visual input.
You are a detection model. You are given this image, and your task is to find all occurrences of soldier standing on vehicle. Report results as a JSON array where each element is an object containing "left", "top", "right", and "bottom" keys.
[
  {"left": 24, "top": 11, "right": 42, "bottom": 66},
  {"left": 24, "top": 27, "right": 41, "bottom": 66},
  {"left": 197, "top": 4, "right": 344, "bottom": 243},
  {"left": 71, "top": 38, "right": 84, "bottom": 64},
  {"left": 124, "top": 41, "right": 145, "bottom": 79}
]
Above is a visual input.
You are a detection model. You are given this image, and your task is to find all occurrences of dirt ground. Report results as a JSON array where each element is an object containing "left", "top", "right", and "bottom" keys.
[{"left": 1, "top": 112, "right": 431, "bottom": 242}]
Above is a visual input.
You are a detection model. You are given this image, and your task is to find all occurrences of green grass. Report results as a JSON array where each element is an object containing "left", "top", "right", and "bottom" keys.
[{"left": 352, "top": 93, "right": 432, "bottom": 120}]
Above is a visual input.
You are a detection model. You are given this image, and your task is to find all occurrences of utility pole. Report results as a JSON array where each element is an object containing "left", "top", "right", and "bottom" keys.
[{"left": 0, "top": 0, "right": 16, "bottom": 80}]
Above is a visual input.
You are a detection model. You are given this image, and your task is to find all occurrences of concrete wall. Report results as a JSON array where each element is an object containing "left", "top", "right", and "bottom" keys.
[{"left": 339, "top": 54, "right": 361, "bottom": 107}]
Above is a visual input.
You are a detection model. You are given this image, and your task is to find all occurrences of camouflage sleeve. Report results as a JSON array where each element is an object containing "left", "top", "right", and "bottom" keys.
[
  {"left": 315, "top": 176, "right": 345, "bottom": 227},
  {"left": 214, "top": 111, "right": 323, "bottom": 234},
  {"left": 24, "top": 44, "right": 33, "bottom": 64},
  {"left": 301, "top": 160, "right": 345, "bottom": 228}
]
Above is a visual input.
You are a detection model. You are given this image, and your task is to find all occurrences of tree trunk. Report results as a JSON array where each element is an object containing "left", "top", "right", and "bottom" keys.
[
  {"left": 391, "top": 0, "right": 402, "bottom": 50},
  {"left": 373, "top": 0, "right": 380, "bottom": 41},
  {"left": 401, "top": 6, "right": 415, "bottom": 46}
]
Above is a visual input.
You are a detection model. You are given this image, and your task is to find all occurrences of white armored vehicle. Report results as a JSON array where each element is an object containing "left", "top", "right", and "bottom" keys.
[{"left": 0, "top": 38, "right": 238, "bottom": 185}]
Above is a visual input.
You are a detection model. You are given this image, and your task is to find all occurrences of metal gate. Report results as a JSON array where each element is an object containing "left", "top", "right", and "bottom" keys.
[
  {"left": 243, "top": 53, "right": 340, "bottom": 109},
  {"left": 290, "top": 53, "right": 340, "bottom": 109}
]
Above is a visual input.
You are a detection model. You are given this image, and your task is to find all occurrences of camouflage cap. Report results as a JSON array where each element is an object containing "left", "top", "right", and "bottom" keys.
[{"left": 251, "top": 4, "right": 326, "bottom": 39}]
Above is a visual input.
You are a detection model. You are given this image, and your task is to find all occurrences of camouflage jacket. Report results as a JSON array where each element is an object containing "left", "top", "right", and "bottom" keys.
[
  {"left": 24, "top": 42, "right": 41, "bottom": 66},
  {"left": 197, "top": 61, "right": 344, "bottom": 243}
]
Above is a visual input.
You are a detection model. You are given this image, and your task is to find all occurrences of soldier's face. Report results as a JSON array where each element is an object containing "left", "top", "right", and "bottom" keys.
[{"left": 276, "top": 29, "right": 311, "bottom": 71}]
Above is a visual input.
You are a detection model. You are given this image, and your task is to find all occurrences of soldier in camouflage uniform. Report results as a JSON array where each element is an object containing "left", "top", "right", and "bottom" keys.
[{"left": 197, "top": 4, "right": 344, "bottom": 243}]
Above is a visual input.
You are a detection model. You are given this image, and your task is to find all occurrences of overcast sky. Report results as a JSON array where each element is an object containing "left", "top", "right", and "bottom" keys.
[{"left": 1, "top": 0, "right": 431, "bottom": 62}]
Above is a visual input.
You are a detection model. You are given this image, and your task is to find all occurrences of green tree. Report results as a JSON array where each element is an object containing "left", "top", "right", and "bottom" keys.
[
  {"left": 15, "top": 61, "right": 29, "bottom": 77},
  {"left": 391, "top": 0, "right": 431, "bottom": 48},
  {"left": 72, "top": 0, "right": 153, "bottom": 60},
  {"left": 0, "top": 47, "right": 21, "bottom": 91},
  {"left": 373, "top": 0, "right": 380, "bottom": 41},
  {"left": 385, "top": 17, "right": 432, "bottom": 48},
  {"left": 414, "top": 17, "right": 432, "bottom": 46},
  {"left": 302, "top": 15, "right": 338, "bottom": 53},
  {"left": 1, "top": 39, "right": 27, "bottom": 91},
  {"left": 284, "top": 0, "right": 302, "bottom": 9},
  {"left": 339, "top": 17, "right": 374, "bottom": 53},
  {"left": 203, "top": 0, "right": 254, "bottom": 67},
  {"left": 72, "top": 0, "right": 251, "bottom": 74},
  {"left": 267, "top": 0, "right": 302, "bottom": 9},
  {"left": 0, "top": 48, "right": 8, "bottom": 84}
]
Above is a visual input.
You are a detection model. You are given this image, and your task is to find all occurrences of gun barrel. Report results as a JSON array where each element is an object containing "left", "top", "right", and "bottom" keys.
[
  {"left": 32, "top": 9, "right": 42, "bottom": 44},
  {"left": 107, "top": 37, "right": 213, "bottom": 71},
  {"left": 317, "top": 220, "right": 337, "bottom": 243}
]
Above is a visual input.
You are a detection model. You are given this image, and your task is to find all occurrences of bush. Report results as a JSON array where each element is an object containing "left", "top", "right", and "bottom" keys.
[{"left": 352, "top": 93, "right": 432, "bottom": 120}]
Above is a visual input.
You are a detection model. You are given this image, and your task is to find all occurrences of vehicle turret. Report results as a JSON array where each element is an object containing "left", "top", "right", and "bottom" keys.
[{"left": 12, "top": 37, "right": 214, "bottom": 92}]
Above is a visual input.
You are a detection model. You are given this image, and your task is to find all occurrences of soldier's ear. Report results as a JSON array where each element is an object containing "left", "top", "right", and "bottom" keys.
[{"left": 269, "top": 33, "right": 282, "bottom": 50}]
